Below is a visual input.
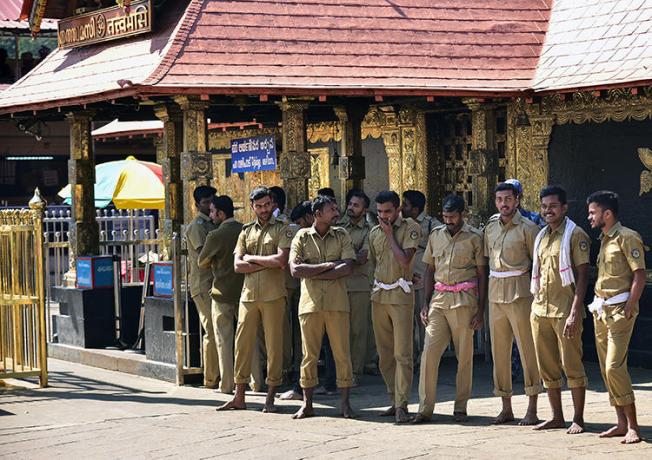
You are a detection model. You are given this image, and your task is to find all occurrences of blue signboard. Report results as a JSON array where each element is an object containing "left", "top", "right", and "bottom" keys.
[
  {"left": 151, "top": 262, "right": 174, "bottom": 297},
  {"left": 76, "top": 256, "right": 114, "bottom": 289},
  {"left": 231, "top": 135, "right": 277, "bottom": 173}
]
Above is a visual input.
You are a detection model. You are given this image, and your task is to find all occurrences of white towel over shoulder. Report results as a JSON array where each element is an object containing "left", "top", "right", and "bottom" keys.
[{"left": 530, "top": 218, "right": 577, "bottom": 295}]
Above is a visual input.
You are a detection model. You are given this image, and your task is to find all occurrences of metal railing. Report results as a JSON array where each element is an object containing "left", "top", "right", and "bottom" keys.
[{"left": 0, "top": 191, "right": 48, "bottom": 387}]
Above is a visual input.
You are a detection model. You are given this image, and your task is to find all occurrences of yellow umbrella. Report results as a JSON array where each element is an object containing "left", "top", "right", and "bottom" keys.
[{"left": 58, "top": 156, "right": 164, "bottom": 209}]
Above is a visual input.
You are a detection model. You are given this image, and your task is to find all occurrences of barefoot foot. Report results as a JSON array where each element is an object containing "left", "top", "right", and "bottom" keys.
[
  {"left": 566, "top": 421, "right": 585, "bottom": 435},
  {"left": 533, "top": 419, "right": 566, "bottom": 431},
  {"left": 519, "top": 411, "right": 540, "bottom": 426},
  {"left": 262, "top": 403, "right": 279, "bottom": 413},
  {"left": 411, "top": 413, "right": 431, "bottom": 424},
  {"left": 395, "top": 406, "right": 410, "bottom": 424},
  {"left": 493, "top": 410, "right": 515, "bottom": 424},
  {"left": 341, "top": 403, "right": 357, "bottom": 419},
  {"left": 621, "top": 428, "right": 641, "bottom": 444},
  {"left": 291, "top": 405, "right": 314, "bottom": 419},
  {"left": 599, "top": 425, "right": 628, "bottom": 438},
  {"left": 453, "top": 411, "right": 468, "bottom": 423},
  {"left": 216, "top": 399, "right": 246, "bottom": 411},
  {"left": 379, "top": 406, "right": 396, "bottom": 417},
  {"left": 278, "top": 390, "right": 303, "bottom": 401}
]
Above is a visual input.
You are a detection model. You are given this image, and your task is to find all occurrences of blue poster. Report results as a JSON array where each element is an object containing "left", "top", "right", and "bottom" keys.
[
  {"left": 231, "top": 135, "right": 277, "bottom": 173},
  {"left": 76, "top": 259, "right": 93, "bottom": 288},
  {"left": 152, "top": 263, "right": 174, "bottom": 297}
]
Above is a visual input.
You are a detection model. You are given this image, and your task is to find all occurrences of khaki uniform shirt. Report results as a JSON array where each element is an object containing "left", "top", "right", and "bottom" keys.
[
  {"left": 369, "top": 217, "right": 421, "bottom": 305},
  {"left": 483, "top": 211, "right": 539, "bottom": 304},
  {"left": 595, "top": 222, "right": 646, "bottom": 311},
  {"left": 198, "top": 218, "right": 245, "bottom": 304},
  {"left": 284, "top": 223, "right": 301, "bottom": 290},
  {"left": 186, "top": 212, "right": 218, "bottom": 297},
  {"left": 413, "top": 212, "right": 443, "bottom": 286},
  {"left": 290, "top": 226, "right": 356, "bottom": 315},
  {"left": 339, "top": 216, "right": 371, "bottom": 292},
  {"left": 235, "top": 216, "right": 293, "bottom": 302},
  {"left": 531, "top": 218, "right": 591, "bottom": 318},
  {"left": 423, "top": 223, "right": 485, "bottom": 310}
]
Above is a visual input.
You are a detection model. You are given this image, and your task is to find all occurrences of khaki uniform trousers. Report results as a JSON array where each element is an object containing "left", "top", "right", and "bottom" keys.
[
  {"left": 531, "top": 314, "right": 587, "bottom": 390},
  {"left": 489, "top": 297, "right": 542, "bottom": 397},
  {"left": 413, "top": 287, "right": 426, "bottom": 363},
  {"left": 349, "top": 291, "right": 371, "bottom": 377},
  {"left": 372, "top": 301, "right": 414, "bottom": 408},
  {"left": 418, "top": 306, "right": 476, "bottom": 417},
  {"left": 299, "top": 311, "right": 353, "bottom": 388},
  {"left": 284, "top": 287, "right": 300, "bottom": 374},
  {"left": 594, "top": 308, "right": 637, "bottom": 406},
  {"left": 234, "top": 297, "right": 286, "bottom": 387},
  {"left": 192, "top": 292, "right": 219, "bottom": 387}
]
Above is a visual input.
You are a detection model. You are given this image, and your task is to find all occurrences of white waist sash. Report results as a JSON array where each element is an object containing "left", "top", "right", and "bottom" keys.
[
  {"left": 588, "top": 292, "right": 630, "bottom": 316},
  {"left": 372, "top": 278, "right": 413, "bottom": 294},
  {"left": 489, "top": 269, "right": 527, "bottom": 279}
]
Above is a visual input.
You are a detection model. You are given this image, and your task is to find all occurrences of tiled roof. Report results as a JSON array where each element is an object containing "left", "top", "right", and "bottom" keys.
[
  {"left": 534, "top": 0, "right": 652, "bottom": 91},
  {"left": 147, "top": 0, "right": 551, "bottom": 93},
  {"left": 0, "top": 0, "right": 57, "bottom": 30},
  {"left": 0, "top": 1, "right": 189, "bottom": 112},
  {"left": 2, "top": 0, "right": 652, "bottom": 113}
]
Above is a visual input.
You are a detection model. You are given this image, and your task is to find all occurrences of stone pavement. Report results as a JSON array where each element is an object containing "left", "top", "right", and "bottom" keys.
[{"left": 1, "top": 358, "right": 651, "bottom": 459}]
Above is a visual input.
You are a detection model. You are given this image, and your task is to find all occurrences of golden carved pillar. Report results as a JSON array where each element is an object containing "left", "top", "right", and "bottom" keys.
[
  {"left": 279, "top": 97, "right": 312, "bottom": 209},
  {"left": 381, "top": 107, "right": 402, "bottom": 194},
  {"left": 64, "top": 111, "right": 100, "bottom": 286},
  {"left": 463, "top": 98, "right": 499, "bottom": 225},
  {"left": 334, "top": 104, "right": 366, "bottom": 205},
  {"left": 175, "top": 96, "right": 212, "bottom": 223},
  {"left": 154, "top": 103, "right": 184, "bottom": 259},
  {"left": 520, "top": 113, "right": 554, "bottom": 210}
]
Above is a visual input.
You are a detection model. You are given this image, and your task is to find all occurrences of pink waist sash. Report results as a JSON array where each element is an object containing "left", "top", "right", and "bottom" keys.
[{"left": 434, "top": 279, "right": 478, "bottom": 293}]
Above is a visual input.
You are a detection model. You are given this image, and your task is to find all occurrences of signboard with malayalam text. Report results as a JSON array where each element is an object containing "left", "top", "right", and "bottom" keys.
[
  {"left": 76, "top": 256, "right": 114, "bottom": 289},
  {"left": 230, "top": 135, "right": 277, "bottom": 173},
  {"left": 151, "top": 262, "right": 174, "bottom": 298},
  {"left": 57, "top": 0, "right": 152, "bottom": 50}
]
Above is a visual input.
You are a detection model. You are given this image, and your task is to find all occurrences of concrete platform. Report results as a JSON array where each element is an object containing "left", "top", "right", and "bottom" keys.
[{"left": 1, "top": 358, "right": 652, "bottom": 459}]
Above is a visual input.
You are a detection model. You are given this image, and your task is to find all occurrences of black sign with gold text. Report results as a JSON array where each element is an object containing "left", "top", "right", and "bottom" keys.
[{"left": 57, "top": 0, "right": 152, "bottom": 49}]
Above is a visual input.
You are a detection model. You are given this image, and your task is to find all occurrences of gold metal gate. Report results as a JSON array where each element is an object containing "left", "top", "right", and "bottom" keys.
[{"left": 0, "top": 189, "right": 48, "bottom": 387}]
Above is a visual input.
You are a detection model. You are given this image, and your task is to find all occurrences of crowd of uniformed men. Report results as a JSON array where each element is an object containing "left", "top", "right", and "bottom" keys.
[{"left": 184, "top": 177, "right": 646, "bottom": 445}]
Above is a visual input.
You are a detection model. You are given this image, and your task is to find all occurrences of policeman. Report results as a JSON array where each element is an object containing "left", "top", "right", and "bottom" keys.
[
  {"left": 401, "top": 190, "right": 442, "bottom": 365},
  {"left": 484, "top": 181, "right": 542, "bottom": 425},
  {"left": 217, "top": 186, "right": 292, "bottom": 413},
  {"left": 289, "top": 195, "right": 356, "bottom": 419},
  {"left": 186, "top": 185, "right": 219, "bottom": 389},
  {"left": 530, "top": 186, "right": 590, "bottom": 435},
  {"left": 412, "top": 194, "right": 486, "bottom": 424},
  {"left": 369, "top": 190, "right": 421, "bottom": 423},
  {"left": 587, "top": 191, "right": 646, "bottom": 444},
  {"left": 339, "top": 189, "right": 372, "bottom": 384},
  {"left": 197, "top": 195, "right": 244, "bottom": 395}
]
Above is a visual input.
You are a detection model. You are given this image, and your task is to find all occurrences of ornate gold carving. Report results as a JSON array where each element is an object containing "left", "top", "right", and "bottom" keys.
[
  {"left": 280, "top": 97, "right": 312, "bottom": 208},
  {"left": 307, "top": 121, "right": 341, "bottom": 143},
  {"left": 638, "top": 148, "right": 652, "bottom": 196},
  {"left": 540, "top": 87, "right": 652, "bottom": 125},
  {"left": 308, "top": 148, "right": 330, "bottom": 199}
]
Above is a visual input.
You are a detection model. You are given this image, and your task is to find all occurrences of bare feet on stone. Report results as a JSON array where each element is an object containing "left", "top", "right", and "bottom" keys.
[
  {"left": 278, "top": 390, "right": 303, "bottom": 401},
  {"left": 216, "top": 399, "right": 246, "bottom": 411},
  {"left": 341, "top": 402, "right": 357, "bottom": 419},
  {"left": 411, "top": 413, "right": 431, "bottom": 424},
  {"left": 453, "top": 412, "right": 468, "bottom": 423},
  {"left": 566, "top": 421, "right": 585, "bottom": 435},
  {"left": 622, "top": 428, "right": 642, "bottom": 444},
  {"left": 380, "top": 406, "right": 396, "bottom": 417},
  {"left": 262, "top": 403, "right": 279, "bottom": 413},
  {"left": 519, "top": 410, "right": 540, "bottom": 426},
  {"left": 493, "top": 409, "right": 515, "bottom": 424},
  {"left": 291, "top": 404, "right": 315, "bottom": 419},
  {"left": 395, "top": 407, "right": 410, "bottom": 424},
  {"left": 599, "top": 425, "right": 628, "bottom": 438},
  {"left": 534, "top": 419, "right": 566, "bottom": 431}
]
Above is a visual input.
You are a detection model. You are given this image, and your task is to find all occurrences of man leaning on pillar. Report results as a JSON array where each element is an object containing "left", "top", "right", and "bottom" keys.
[{"left": 186, "top": 185, "right": 220, "bottom": 389}]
